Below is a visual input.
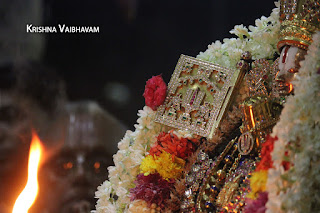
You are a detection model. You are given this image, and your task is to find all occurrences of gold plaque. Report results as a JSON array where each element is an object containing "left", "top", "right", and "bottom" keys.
[{"left": 155, "top": 55, "right": 244, "bottom": 138}]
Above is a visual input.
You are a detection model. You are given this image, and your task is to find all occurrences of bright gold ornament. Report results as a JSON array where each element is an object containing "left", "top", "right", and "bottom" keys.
[{"left": 278, "top": 0, "right": 320, "bottom": 50}]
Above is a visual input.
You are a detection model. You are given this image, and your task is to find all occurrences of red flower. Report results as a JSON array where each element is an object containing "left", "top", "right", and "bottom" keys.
[
  {"left": 149, "top": 131, "right": 196, "bottom": 160},
  {"left": 256, "top": 135, "right": 277, "bottom": 171},
  {"left": 281, "top": 151, "right": 291, "bottom": 171},
  {"left": 143, "top": 75, "right": 167, "bottom": 110},
  {"left": 130, "top": 173, "right": 174, "bottom": 208}
]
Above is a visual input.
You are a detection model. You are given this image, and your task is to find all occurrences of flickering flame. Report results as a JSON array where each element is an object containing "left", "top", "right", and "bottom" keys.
[
  {"left": 249, "top": 106, "right": 255, "bottom": 128},
  {"left": 12, "top": 132, "right": 43, "bottom": 213}
]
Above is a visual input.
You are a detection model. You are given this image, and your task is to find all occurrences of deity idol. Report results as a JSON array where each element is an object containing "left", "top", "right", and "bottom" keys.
[
  {"left": 277, "top": 0, "right": 320, "bottom": 96},
  {"left": 190, "top": 1, "right": 320, "bottom": 212},
  {"left": 184, "top": 1, "right": 320, "bottom": 212},
  {"left": 93, "top": 1, "right": 320, "bottom": 212},
  {"left": 180, "top": 53, "right": 283, "bottom": 213}
]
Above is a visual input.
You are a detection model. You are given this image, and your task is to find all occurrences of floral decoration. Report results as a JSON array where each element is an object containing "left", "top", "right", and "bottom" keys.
[
  {"left": 130, "top": 173, "right": 174, "bottom": 208},
  {"left": 245, "top": 135, "right": 276, "bottom": 212},
  {"left": 148, "top": 131, "right": 197, "bottom": 160},
  {"left": 256, "top": 135, "right": 277, "bottom": 171},
  {"left": 94, "top": 2, "right": 281, "bottom": 211},
  {"left": 197, "top": 2, "right": 279, "bottom": 69},
  {"left": 93, "top": 106, "right": 168, "bottom": 213},
  {"left": 143, "top": 75, "right": 167, "bottom": 111},
  {"left": 247, "top": 170, "right": 268, "bottom": 200},
  {"left": 93, "top": 2, "right": 319, "bottom": 213},
  {"left": 128, "top": 200, "right": 160, "bottom": 213},
  {"left": 244, "top": 191, "right": 268, "bottom": 213},
  {"left": 266, "top": 31, "right": 320, "bottom": 213},
  {"left": 130, "top": 131, "right": 196, "bottom": 209},
  {"left": 139, "top": 151, "right": 185, "bottom": 180}
]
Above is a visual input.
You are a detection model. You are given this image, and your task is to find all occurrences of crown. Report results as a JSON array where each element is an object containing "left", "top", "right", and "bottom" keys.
[{"left": 278, "top": 0, "right": 320, "bottom": 50}]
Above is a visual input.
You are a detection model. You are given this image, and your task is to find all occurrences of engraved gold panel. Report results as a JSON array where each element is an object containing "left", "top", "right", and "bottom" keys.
[{"left": 154, "top": 55, "right": 244, "bottom": 138}]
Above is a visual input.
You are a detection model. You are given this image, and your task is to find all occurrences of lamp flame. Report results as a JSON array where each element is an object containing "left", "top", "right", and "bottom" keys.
[{"left": 12, "top": 131, "right": 43, "bottom": 213}]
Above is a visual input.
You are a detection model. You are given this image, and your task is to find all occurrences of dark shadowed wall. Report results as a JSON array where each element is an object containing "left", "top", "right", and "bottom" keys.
[{"left": 43, "top": 0, "right": 275, "bottom": 128}]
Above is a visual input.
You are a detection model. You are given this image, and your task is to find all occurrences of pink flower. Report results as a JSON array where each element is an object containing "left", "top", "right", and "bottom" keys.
[
  {"left": 143, "top": 75, "right": 167, "bottom": 110},
  {"left": 244, "top": 192, "right": 268, "bottom": 213}
]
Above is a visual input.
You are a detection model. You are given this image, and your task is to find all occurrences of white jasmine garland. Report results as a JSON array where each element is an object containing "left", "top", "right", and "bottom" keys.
[
  {"left": 197, "top": 3, "right": 280, "bottom": 69},
  {"left": 93, "top": 106, "right": 168, "bottom": 213},
  {"left": 266, "top": 32, "right": 320, "bottom": 213}
]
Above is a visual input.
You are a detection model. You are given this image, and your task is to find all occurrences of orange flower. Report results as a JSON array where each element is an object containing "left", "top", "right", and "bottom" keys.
[
  {"left": 149, "top": 132, "right": 196, "bottom": 160},
  {"left": 256, "top": 135, "right": 276, "bottom": 171}
]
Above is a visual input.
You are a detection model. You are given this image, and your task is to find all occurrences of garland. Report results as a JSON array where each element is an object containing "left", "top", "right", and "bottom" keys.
[
  {"left": 244, "top": 135, "right": 277, "bottom": 213},
  {"left": 197, "top": 2, "right": 279, "bottom": 69},
  {"left": 128, "top": 131, "right": 198, "bottom": 212},
  {"left": 266, "top": 32, "right": 320, "bottom": 213},
  {"left": 93, "top": 75, "right": 196, "bottom": 213},
  {"left": 94, "top": 2, "right": 284, "bottom": 212},
  {"left": 93, "top": 106, "right": 169, "bottom": 213}
]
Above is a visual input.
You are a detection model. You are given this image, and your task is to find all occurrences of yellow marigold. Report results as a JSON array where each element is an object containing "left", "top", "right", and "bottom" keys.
[
  {"left": 154, "top": 151, "right": 185, "bottom": 179},
  {"left": 140, "top": 155, "right": 157, "bottom": 176},
  {"left": 247, "top": 170, "right": 268, "bottom": 199},
  {"left": 140, "top": 151, "right": 185, "bottom": 180}
]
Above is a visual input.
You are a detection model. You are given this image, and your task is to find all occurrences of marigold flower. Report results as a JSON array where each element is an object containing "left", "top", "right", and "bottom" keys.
[
  {"left": 247, "top": 170, "right": 268, "bottom": 199},
  {"left": 149, "top": 131, "right": 196, "bottom": 160},
  {"left": 256, "top": 135, "right": 277, "bottom": 171},
  {"left": 140, "top": 155, "right": 158, "bottom": 176},
  {"left": 140, "top": 151, "right": 185, "bottom": 180}
]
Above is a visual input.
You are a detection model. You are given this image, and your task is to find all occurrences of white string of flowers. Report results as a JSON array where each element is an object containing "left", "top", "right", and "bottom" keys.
[
  {"left": 197, "top": 2, "right": 279, "bottom": 69},
  {"left": 266, "top": 31, "right": 320, "bottom": 213},
  {"left": 93, "top": 106, "right": 169, "bottom": 213}
]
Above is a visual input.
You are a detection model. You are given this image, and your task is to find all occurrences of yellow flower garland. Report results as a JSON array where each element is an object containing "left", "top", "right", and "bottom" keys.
[
  {"left": 140, "top": 151, "right": 185, "bottom": 180},
  {"left": 247, "top": 170, "right": 268, "bottom": 199}
]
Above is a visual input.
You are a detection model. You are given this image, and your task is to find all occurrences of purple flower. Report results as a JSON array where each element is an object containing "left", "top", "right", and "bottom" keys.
[
  {"left": 244, "top": 192, "right": 268, "bottom": 213},
  {"left": 130, "top": 173, "right": 174, "bottom": 208}
]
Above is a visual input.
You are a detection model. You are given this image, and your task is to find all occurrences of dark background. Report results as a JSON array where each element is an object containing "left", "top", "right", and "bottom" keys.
[{"left": 43, "top": 0, "right": 275, "bottom": 128}]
